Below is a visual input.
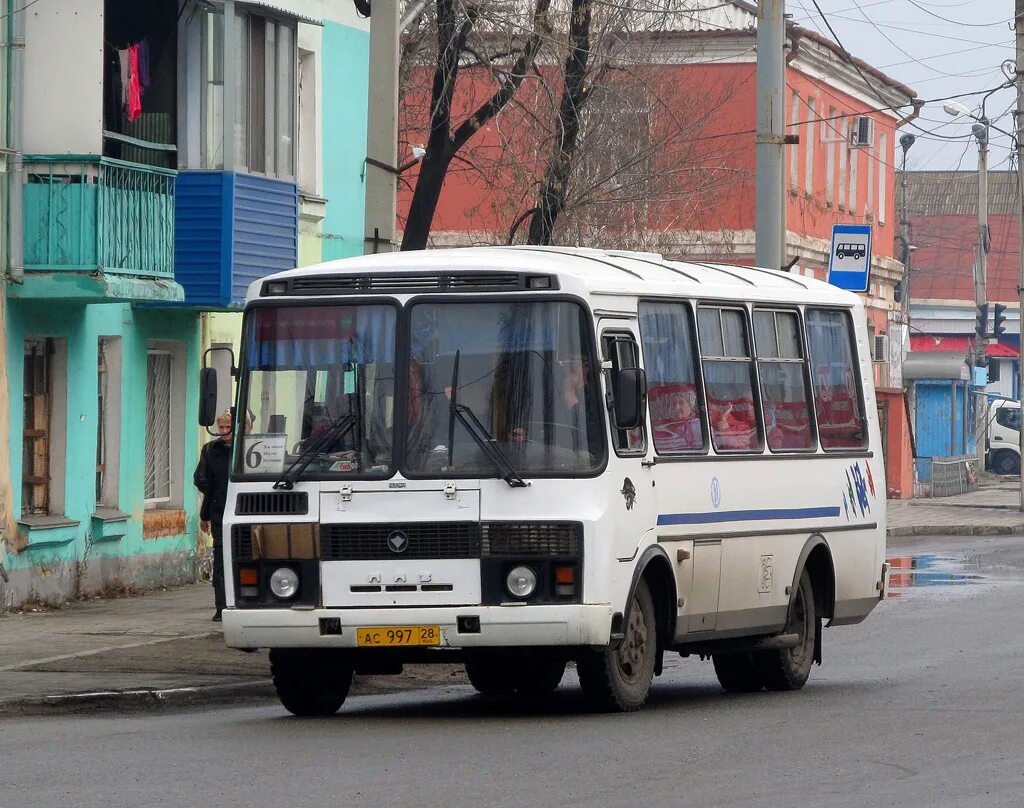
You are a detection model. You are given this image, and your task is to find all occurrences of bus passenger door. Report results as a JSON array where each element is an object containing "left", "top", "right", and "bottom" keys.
[{"left": 599, "top": 323, "right": 656, "bottom": 564}]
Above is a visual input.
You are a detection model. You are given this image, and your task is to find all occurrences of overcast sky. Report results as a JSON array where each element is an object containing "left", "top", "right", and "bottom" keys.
[{"left": 787, "top": 0, "right": 1016, "bottom": 172}]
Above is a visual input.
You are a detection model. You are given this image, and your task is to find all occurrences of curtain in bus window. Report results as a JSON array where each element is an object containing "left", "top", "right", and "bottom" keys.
[
  {"left": 639, "top": 301, "right": 704, "bottom": 452},
  {"left": 806, "top": 309, "right": 865, "bottom": 449},
  {"left": 754, "top": 310, "right": 813, "bottom": 451},
  {"left": 247, "top": 306, "right": 396, "bottom": 369}
]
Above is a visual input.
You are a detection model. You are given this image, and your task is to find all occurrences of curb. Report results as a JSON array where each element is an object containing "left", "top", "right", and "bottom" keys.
[
  {"left": 887, "top": 524, "right": 1024, "bottom": 538},
  {"left": 0, "top": 679, "right": 276, "bottom": 718}
]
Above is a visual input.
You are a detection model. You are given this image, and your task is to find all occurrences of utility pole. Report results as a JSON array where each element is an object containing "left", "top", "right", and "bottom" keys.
[
  {"left": 975, "top": 119, "right": 989, "bottom": 471},
  {"left": 755, "top": 0, "right": 785, "bottom": 271},
  {"left": 363, "top": 0, "right": 400, "bottom": 254},
  {"left": 1016, "top": 0, "right": 1024, "bottom": 510}
]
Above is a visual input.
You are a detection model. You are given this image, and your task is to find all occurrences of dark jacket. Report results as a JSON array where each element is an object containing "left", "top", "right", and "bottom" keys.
[{"left": 194, "top": 438, "right": 232, "bottom": 524}]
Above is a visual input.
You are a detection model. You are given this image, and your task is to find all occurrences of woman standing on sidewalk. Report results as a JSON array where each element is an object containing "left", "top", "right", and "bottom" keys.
[{"left": 194, "top": 409, "right": 233, "bottom": 622}]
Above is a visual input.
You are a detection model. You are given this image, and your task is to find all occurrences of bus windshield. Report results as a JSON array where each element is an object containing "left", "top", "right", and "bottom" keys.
[
  {"left": 238, "top": 304, "right": 398, "bottom": 478},
  {"left": 404, "top": 300, "right": 604, "bottom": 476}
]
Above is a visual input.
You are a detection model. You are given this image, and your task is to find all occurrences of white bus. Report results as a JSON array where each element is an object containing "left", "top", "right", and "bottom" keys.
[{"left": 201, "top": 246, "right": 888, "bottom": 715}]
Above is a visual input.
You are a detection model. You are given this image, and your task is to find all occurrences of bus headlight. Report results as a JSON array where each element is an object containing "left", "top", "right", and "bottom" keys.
[
  {"left": 505, "top": 565, "right": 538, "bottom": 599},
  {"left": 269, "top": 567, "right": 300, "bottom": 599}
]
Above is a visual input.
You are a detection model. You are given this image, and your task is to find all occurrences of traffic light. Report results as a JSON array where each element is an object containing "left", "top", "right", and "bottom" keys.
[
  {"left": 993, "top": 303, "right": 1008, "bottom": 336},
  {"left": 976, "top": 303, "right": 989, "bottom": 338}
]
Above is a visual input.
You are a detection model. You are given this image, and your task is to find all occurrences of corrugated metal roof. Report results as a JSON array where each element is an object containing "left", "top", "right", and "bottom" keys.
[
  {"left": 899, "top": 171, "right": 1020, "bottom": 217},
  {"left": 220, "top": 1, "right": 322, "bottom": 26}
]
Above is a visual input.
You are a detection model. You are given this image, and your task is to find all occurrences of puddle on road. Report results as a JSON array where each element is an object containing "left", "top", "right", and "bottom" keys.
[{"left": 886, "top": 553, "right": 986, "bottom": 597}]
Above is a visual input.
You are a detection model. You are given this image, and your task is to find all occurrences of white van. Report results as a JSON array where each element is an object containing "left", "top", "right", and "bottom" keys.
[{"left": 988, "top": 399, "right": 1021, "bottom": 474}]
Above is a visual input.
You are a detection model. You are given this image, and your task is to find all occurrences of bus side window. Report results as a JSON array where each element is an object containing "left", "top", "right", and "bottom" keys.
[
  {"left": 602, "top": 333, "right": 646, "bottom": 456},
  {"left": 753, "top": 309, "right": 815, "bottom": 451},
  {"left": 639, "top": 301, "right": 706, "bottom": 454},
  {"left": 698, "top": 306, "right": 763, "bottom": 453},
  {"left": 805, "top": 308, "right": 867, "bottom": 450}
]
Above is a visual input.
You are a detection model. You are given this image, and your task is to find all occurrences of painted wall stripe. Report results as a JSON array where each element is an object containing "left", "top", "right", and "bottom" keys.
[{"left": 657, "top": 506, "right": 841, "bottom": 526}]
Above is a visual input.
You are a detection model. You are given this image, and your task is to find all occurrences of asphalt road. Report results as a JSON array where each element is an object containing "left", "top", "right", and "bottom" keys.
[{"left": 6, "top": 534, "right": 1024, "bottom": 808}]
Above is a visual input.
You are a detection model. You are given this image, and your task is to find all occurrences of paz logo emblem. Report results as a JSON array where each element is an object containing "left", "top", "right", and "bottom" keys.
[{"left": 387, "top": 530, "right": 410, "bottom": 554}]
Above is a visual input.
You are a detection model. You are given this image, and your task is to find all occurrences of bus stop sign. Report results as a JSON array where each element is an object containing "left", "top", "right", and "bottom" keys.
[{"left": 827, "top": 224, "right": 872, "bottom": 293}]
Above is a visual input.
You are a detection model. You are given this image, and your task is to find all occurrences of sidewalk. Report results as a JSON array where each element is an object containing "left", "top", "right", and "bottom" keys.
[
  {"left": 2, "top": 481, "right": 1021, "bottom": 717},
  {"left": 887, "top": 475, "right": 1024, "bottom": 537}
]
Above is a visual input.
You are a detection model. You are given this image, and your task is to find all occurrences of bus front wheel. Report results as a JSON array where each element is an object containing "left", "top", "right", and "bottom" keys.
[
  {"left": 756, "top": 569, "right": 817, "bottom": 691},
  {"left": 577, "top": 579, "right": 657, "bottom": 712},
  {"left": 270, "top": 649, "right": 353, "bottom": 716}
]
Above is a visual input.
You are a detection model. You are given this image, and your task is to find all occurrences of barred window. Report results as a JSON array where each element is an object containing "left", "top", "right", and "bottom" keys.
[{"left": 145, "top": 351, "right": 172, "bottom": 503}]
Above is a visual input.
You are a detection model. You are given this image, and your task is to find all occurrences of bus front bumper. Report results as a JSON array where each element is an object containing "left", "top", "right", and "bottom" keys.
[{"left": 222, "top": 604, "right": 614, "bottom": 650}]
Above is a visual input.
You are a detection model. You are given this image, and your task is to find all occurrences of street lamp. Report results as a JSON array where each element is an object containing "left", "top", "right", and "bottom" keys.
[{"left": 943, "top": 101, "right": 990, "bottom": 320}]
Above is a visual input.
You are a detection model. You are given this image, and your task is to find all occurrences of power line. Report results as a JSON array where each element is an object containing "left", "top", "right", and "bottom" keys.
[
  {"left": 0, "top": 0, "right": 43, "bottom": 20},
  {"left": 903, "top": 0, "right": 1012, "bottom": 28}
]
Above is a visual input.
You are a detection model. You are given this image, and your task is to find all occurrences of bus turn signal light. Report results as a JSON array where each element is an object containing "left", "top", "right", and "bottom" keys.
[
  {"left": 239, "top": 567, "right": 259, "bottom": 586},
  {"left": 555, "top": 566, "right": 575, "bottom": 585}
]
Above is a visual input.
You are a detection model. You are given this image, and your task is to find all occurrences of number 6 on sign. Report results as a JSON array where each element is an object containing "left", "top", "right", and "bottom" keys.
[{"left": 242, "top": 434, "right": 287, "bottom": 473}]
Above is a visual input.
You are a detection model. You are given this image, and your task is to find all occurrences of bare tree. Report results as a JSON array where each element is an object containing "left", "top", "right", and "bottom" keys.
[
  {"left": 398, "top": 1, "right": 755, "bottom": 252},
  {"left": 400, "top": 0, "right": 549, "bottom": 251}
]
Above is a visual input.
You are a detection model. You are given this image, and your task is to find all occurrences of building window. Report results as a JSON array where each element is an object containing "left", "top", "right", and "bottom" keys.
[
  {"left": 804, "top": 97, "right": 816, "bottom": 195},
  {"left": 97, "top": 337, "right": 123, "bottom": 508},
  {"left": 848, "top": 143, "right": 858, "bottom": 214},
  {"left": 144, "top": 340, "right": 187, "bottom": 509},
  {"left": 193, "top": 7, "right": 298, "bottom": 178},
  {"left": 825, "top": 106, "right": 837, "bottom": 207},
  {"left": 145, "top": 351, "right": 173, "bottom": 504},
  {"left": 238, "top": 11, "right": 297, "bottom": 178},
  {"left": 790, "top": 91, "right": 801, "bottom": 189},
  {"left": 838, "top": 121, "right": 848, "bottom": 211},
  {"left": 22, "top": 338, "right": 67, "bottom": 517},
  {"left": 878, "top": 133, "right": 887, "bottom": 224}
]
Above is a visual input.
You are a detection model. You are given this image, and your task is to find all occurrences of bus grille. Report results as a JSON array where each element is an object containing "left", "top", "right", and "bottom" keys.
[
  {"left": 320, "top": 522, "right": 482, "bottom": 560},
  {"left": 481, "top": 522, "right": 583, "bottom": 557},
  {"left": 235, "top": 491, "right": 309, "bottom": 516}
]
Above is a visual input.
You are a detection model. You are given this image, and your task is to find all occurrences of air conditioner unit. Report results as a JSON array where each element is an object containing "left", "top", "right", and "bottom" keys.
[
  {"left": 873, "top": 334, "right": 887, "bottom": 363},
  {"left": 851, "top": 116, "right": 874, "bottom": 147}
]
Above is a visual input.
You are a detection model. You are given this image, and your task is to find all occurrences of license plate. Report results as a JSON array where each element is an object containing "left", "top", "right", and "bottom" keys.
[{"left": 356, "top": 625, "right": 441, "bottom": 647}]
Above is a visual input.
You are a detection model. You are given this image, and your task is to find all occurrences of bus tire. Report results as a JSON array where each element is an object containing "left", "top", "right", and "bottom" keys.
[
  {"left": 577, "top": 579, "right": 657, "bottom": 712},
  {"left": 712, "top": 653, "right": 764, "bottom": 693},
  {"left": 465, "top": 659, "right": 516, "bottom": 696},
  {"left": 756, "top": 569, "right": 817, "bottom": 692},
  {"left": 514, "top": 658, "right": 566, "bottom": 696},
  {"left": 270, "top": 649, "right": 352, "bottom": 717}
]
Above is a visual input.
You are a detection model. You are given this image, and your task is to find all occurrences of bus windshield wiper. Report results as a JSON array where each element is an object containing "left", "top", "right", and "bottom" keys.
[
  {"left": 273, "top": 412, "right": 357, "bottom": 490},
  {"left": 451, "top": 404, "right": 527, "bottom": 488},
  {"left": 445, "top": 350, "right": 526, "bottom": 487}
]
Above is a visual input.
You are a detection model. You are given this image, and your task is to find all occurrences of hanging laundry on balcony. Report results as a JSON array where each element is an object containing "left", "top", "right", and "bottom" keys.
[
  {"left": 138, "top": 38, "right": 151, "bottom": 96},
  {"left": 116, "top": 43, "right": 143, "bottom": 122}
]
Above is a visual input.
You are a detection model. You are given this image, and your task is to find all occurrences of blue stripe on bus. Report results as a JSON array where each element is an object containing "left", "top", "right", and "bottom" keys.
[{"left": 657, "top": 507, "right": 841, "bottom": 526}]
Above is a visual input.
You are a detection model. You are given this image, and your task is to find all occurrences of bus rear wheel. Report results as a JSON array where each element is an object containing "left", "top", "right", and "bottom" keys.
[
  {"left": 756, "top": 569, "right": 817, "bottom": 691},
  {"left": 270, "top": 649, "right": 353, "bottom": 716},
  {"left": 465, "top": 657, "right": 566, "bottom": 697},
  {"left": 712, "top": 652, "right": 764, "bottom": 693},
  {"left": 577, "top": 579, "right": 657, "bottom": 712}
]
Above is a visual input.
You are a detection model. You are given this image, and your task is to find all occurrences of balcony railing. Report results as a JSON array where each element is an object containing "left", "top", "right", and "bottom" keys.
[{"left": 23, "top": 155, "right": 176, "bottom": 279}]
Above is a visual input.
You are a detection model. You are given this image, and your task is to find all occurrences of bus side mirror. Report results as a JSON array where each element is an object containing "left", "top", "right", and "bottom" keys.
[
  {"left": 199, "top": 367, "right": 218, "bottom": 426},
  {"left": 614, "top": 367, "right": 647, "bottom": 430}
]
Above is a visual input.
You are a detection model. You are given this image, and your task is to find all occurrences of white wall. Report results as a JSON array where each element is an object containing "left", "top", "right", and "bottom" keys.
[{"left": 23, "top": 0, "right": 103, "bottom": 155}]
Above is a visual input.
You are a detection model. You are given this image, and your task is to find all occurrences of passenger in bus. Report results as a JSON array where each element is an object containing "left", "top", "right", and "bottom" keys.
[
  {"left": 650, "top": 385, "right": 701, "bottom": 451},
  {"left": 709, "top": 397, "right": 758, "bottom": 451}
]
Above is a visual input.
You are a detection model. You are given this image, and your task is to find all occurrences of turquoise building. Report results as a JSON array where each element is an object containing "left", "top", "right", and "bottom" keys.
[{"left": 0, "top": 0, "right": 369, "bottom": 606}]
